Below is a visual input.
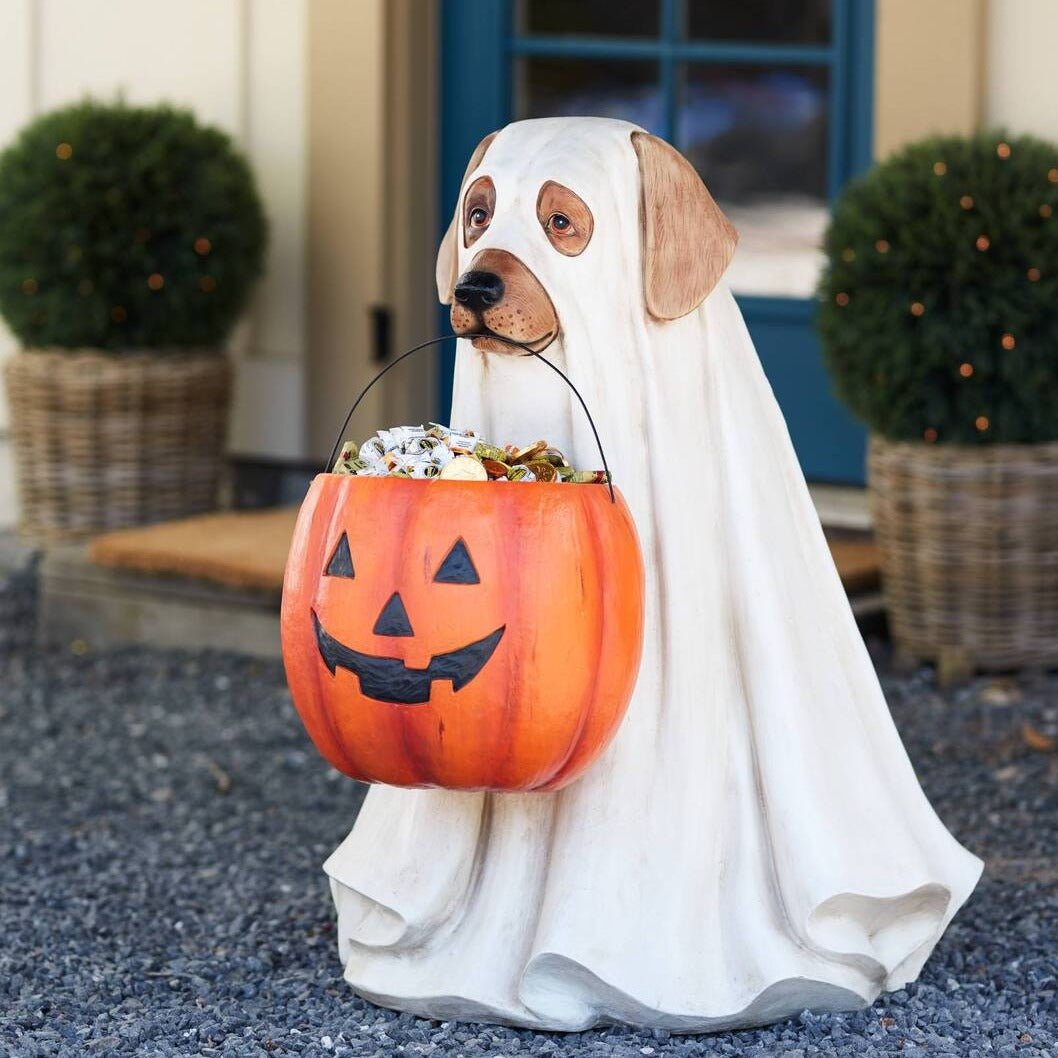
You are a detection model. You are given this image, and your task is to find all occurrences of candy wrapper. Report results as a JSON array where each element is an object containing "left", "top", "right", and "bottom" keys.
[{"left": 331, "top": 423, "right": 608, "bottom": 485}]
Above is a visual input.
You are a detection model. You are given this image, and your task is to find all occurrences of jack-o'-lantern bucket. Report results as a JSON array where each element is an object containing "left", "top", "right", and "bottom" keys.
[{"left": 281, "top": 335, "right": 644, "bottom": 792}]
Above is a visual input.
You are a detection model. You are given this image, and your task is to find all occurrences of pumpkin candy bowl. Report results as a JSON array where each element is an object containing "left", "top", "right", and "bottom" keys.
[
  {"left": 282, "top": 335, "right": 645, "bottom": 791},
  {"left": 281, "top": 472, "right": 644, "bottom": 791}
]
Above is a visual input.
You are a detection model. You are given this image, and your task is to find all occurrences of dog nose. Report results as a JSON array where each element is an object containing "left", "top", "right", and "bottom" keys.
[
  {"left": 373, "top": 592, "right": 414, "bottom": 637},
  {"left": 454, "top": 270, "right": 505, "bottom": 311}
]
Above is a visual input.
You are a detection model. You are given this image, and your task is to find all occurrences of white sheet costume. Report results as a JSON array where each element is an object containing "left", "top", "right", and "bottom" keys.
[{"left": 323, "top": 118, "right": 981, "bottom": 1032}]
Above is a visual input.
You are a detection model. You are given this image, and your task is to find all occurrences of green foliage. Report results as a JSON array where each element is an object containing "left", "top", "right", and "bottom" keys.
[
  {"left": 818, "top": 131, "right": 1058, "bottom": 444},
  {"left": 0, "top": 100, "right": 267, "bottom": 351}
]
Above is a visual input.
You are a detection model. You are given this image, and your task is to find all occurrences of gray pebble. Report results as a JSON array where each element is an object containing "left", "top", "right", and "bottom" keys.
[{"left": 1, "top": 572, "right": 1055, "bottom": 1057}]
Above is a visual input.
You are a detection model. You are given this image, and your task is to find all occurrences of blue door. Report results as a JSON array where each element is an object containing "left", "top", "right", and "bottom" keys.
[{"left": 439, "top": 0, "right": 874, "bottom": 483}]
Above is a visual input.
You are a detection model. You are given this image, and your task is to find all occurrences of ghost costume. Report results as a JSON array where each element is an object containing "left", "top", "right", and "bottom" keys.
[{"left": 322, "top": 118, "right": 981, "bottom": 1031}]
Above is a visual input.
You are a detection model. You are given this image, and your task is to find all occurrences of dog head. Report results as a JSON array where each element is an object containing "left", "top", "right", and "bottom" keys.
[{"left": 436, "top": 120, "right": 738, "bottom": 353}]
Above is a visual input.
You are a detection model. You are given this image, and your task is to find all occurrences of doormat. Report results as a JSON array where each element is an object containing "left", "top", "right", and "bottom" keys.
[
  {"left": 89, "top": 509, "right": 879, "bottom": 599},
  {"left": 89, "top": 507, "right": 299, "bottom": 592}
]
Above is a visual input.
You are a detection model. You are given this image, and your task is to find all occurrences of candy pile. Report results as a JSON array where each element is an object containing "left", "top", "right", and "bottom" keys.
[{"left": 331, "top": 424, "right": 608, "bottom": 484}]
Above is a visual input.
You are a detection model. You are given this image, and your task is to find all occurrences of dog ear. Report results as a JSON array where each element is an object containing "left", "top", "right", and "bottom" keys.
[
  {"left": 436, "top": 130, "right": 500, "bottom": 305},
  {"left": 631, "top": 131, "right": 738, "bottom": 321}
]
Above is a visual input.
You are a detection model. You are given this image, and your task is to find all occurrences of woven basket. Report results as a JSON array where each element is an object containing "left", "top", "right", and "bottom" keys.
[
  {"left": 869, "top": 435, "right": 1058, "bottom": 670},
  {"left": 4, "top": 349, "right": 232, "bottom": 543}
]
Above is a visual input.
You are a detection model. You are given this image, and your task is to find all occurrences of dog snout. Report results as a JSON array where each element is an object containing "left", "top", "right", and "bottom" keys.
[
  {"left": 450, "top": 248, "right": 558, "bottom": 353},
  {"left": 453, "top": 271, "right": 505, "bottom": 311}
]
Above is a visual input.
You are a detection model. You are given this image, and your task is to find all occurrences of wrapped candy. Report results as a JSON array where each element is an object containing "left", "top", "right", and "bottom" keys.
[{"left": 331, "top": 425, "right": 609, "bottom": 486}]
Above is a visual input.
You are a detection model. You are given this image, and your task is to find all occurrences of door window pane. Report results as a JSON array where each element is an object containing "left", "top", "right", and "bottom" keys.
[
  {"left": 684, "top": 0, "right": 831, "bottom": 45},
  {"left": 518, "top": 0, "right": 660, "bottom": 38},
  {"left": 679, "top": 64, "right": 829, "bottom": 297},
  {"left": 516, "top": 59, "right": 663, "bottom": 136}
]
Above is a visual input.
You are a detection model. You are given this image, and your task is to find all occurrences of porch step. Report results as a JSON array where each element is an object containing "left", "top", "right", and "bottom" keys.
[
  {"left": 39, "top": 542, "right": 282, "bottom": 659},
  {"left": 33, "top": 506, "right": 882, "bottom": 659},
  {"left": 89, "top": 506, "right": 298, "bottom": 592},
  {"left": 35, "top": 507, "right": 301, "bottom": 658},
  {"left": 827, "top": 534, "right": 881, "bottom": 596},
  {"left": 41, "top": 508, "right": 299, "bottom": 658}
]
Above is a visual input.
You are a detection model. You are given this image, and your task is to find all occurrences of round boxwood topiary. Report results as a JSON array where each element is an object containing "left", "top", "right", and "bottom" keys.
[
  {"left": 818, "top": 130, "right": 1058, "bottom": 444},
  {"left": 0, "top": 100, "right": 267, "bottom": 351}
]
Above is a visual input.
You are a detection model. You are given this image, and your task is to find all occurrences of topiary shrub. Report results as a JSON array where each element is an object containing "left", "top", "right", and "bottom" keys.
[
  {"left": 818, "top": 130, "right": 1058, "bottom": 444},
  {"left": 0, "top": 100, "right": 267, "bottom": 351}
]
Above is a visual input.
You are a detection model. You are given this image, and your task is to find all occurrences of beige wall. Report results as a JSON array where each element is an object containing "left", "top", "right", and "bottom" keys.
[
  {"left": 985, "top": 0, "right": 1058, "bottom": 141},
  {"left": 306, "top": 0, "right": 437, "bottom": 461},
  {"left": 381, "top": 0, "right": 440, "bottom": 431},
  {"left": 0, "top": 0, "right": 437, "bottom": 530},
  {"left": 874, "top": 0, "right": 1058, "bottom": 157},
  {"left": 0, "top": 0, "right": 310, "bottom": 526},
  {"left": 874, "top": 0, "right": 986, "bottom": 158},
  {"left": 0, "top": 0, "right": 308, "bottom": 529},
  {"left": 4, "top": 0, "right": 1047, "bottom": 526},
  {"left": 307, "top": 0, "right": 387, "bottom": 462}
]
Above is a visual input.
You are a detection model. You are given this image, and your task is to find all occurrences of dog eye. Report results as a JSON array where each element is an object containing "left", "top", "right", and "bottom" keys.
[
  {"left": 547, "top": 213, "right": 574, "bottom": 235},
  {"left": 469, "top": 207, "right": 490, "bottom": 228},
  {"left": 536, "top": 181, "right": 593, "bottom": 256}
]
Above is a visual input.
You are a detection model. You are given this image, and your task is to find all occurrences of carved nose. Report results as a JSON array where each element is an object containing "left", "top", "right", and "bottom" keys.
[
  {"left": 454, "top": 270, "right": 505, "bottom": 311},
  {"left": 373, "top": 592, "right": 414, "bottom": 637}
]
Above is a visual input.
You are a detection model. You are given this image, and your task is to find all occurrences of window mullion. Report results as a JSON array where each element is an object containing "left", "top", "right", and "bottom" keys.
[
  {"left": 827, "top": 0, "right": 849, "bottom": 200},
  {"left": 660, "top": 0, "right": 680, "bottom": 145}
]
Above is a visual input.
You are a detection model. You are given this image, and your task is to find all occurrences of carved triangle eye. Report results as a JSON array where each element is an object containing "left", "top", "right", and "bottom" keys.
[
  {"left": 325, "top": 533, "right": 355, "bottom": 578},
  {"left": 434, "top": 538, "right": 479, "bottom": 584}
]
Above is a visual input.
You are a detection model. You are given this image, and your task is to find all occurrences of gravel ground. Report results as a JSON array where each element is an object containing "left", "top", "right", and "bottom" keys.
[{"left": 1, "top": 573, "right": 1056, "bottom": 1057}]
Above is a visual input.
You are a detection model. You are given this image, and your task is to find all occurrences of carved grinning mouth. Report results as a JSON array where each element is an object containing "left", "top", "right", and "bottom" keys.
[{"left": 312, "top": 611, "right": 505, "bottom": 705}]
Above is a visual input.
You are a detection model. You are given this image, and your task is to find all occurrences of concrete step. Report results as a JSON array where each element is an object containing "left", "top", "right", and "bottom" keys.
[
  {"left": 35, "top": 535, "right": 882, "bottom": 663},
  {"left": 38, "top": 543, "right": 281, "bottom": 658}
]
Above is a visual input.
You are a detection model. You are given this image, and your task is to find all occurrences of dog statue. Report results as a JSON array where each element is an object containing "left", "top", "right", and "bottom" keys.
[{"left": 323, "top": 118, "right": 982, "bottom": 1032}]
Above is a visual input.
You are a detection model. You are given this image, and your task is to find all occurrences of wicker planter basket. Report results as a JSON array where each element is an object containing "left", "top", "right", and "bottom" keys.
[
  {"left": 869, "top": 435, "right": 1058, "bottom": 670},
  {"left": 4, "top": 349, "right": 231, "bottom": 543}
]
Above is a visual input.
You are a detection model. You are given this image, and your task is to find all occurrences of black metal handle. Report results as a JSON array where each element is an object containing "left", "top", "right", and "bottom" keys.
[{"left": 324, "top": 333, "right": 616, "bottom": 503}]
